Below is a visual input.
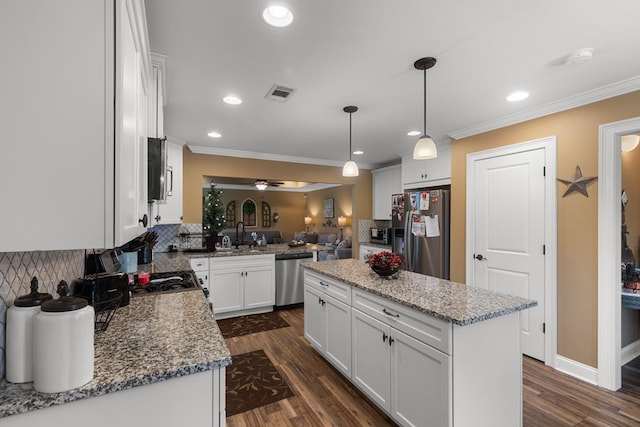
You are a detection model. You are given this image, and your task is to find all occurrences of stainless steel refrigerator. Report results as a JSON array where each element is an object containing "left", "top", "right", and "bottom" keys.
[{"left": 392, "top": 188, "right": 450, "bottom": 279}]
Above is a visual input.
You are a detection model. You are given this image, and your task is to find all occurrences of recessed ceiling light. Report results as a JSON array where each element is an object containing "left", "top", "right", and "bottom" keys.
[
  {"left": 353, "top": 150, "right": 364, "bottom": 155},
  {"left": 407, "top": 130, "right": 421, "bottom": 136},
  {"left": 223, "top": 96, "right": 242, "bottom": 105},
  {"left": 207, "top": 131, "right": 222, "bottom": 138},
  {"left": 262, "top": 6, "right": 293, "bottom": 27},
  {"left": 565, "top": 48, "right": 594, "bottom": 65},
  {"left": 506, "top": 91, "right": 529, "bottom": 102}
]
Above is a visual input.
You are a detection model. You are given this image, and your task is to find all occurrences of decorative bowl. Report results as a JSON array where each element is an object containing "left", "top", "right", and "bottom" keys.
[{"left": 371, "top": 264, "right": 399, "bottom": 277}]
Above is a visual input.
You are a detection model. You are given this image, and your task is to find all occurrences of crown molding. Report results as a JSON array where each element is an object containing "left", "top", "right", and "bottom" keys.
[
  {"left": 126, "top": 0, "right": 152, "bottom": 91},
  {"left": 449, "top": 76, "right": 640, "bottom": 140},
  {"left": 150, "top": 52, "right": 168, "bottom": 105},
  {"left": 187, "top": 145, "right": 375, "bottom": 170}
]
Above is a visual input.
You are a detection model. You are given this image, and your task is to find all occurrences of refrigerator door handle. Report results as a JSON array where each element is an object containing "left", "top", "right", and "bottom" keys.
[{"left": 404, "top": 200, "right": 412, "bottom": 272}]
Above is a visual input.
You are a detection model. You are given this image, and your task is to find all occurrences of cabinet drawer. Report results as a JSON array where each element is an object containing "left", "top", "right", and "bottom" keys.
[
  {"left": 304, "top": 271, "right": 351, "bottom": 305},
  {"left": 211, "top": 254, "right": 275, "bottom": 269},
  {"left": 189, "top": 257, "right": 209, "bottom": 271},
  {"left": 353, "top": 289, "right": 451, "bottom": 355}
]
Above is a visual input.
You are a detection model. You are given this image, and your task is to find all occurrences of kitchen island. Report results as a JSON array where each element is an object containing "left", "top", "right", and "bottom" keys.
[
  {"left": 0, "top": 287, "right": 231, "bottom": 426},
  {"left": 303, "top": 259, "right": 537, "bottom": 427}
]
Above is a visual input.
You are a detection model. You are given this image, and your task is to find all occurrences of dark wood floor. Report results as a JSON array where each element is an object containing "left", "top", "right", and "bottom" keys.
[{"left": 224, "top": 307, "right": 640, "bottom": 426}]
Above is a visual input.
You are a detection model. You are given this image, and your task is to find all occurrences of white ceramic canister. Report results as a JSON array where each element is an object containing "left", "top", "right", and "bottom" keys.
[
  {"left": 34, "top": 281, "right": 94, "bottom": 393},
  {"left": 6, "top": 277, "right": 52, "bottom": 383}
]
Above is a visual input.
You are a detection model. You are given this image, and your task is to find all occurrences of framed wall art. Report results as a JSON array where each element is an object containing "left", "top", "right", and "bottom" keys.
[{"left": 323, "top": 198, "right": 334, "bottom": 218}]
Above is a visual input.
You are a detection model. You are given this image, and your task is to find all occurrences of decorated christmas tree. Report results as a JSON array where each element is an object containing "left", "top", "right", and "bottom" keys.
[{"left": 203, "top": 182, "right": 225, "bottom": 239}]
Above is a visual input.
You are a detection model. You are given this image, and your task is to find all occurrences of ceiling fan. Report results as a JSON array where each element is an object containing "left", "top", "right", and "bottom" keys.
[{"left": 254, "top": 179, "right": 284, "bottom": 190}]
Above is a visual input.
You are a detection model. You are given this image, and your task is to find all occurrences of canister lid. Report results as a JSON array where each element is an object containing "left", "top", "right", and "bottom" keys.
[
  {"left": 14, "top": 277, "right": 53, "bottom": 307},
  {"left": 41, "top": 280, "right": 88, "bottom": 312}
]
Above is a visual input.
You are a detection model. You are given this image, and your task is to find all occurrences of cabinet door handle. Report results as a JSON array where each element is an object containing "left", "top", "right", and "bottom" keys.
[
  {"left": 318, "top": 297, "right": 322, "bottom": 305},
  {"left": 321, "top": 299, "right": 326, "bottom": 306},
  {"left": 166, "top": 166, "right": 173, "bottom": 197},
  {"left": 389, "top": 337, "right": 395, "bottom": 346},
  {"left": 319, "top": 281, "right": 329, "bottom": 287},
  {"left": 382, "top": 332, "right": 388, "bottom": 343},
  {"left": 138, "top": 214, "right": 148, "bottom": 227},
  {"left": 383, "top": 308, "right": 400, "bottom": 318}
]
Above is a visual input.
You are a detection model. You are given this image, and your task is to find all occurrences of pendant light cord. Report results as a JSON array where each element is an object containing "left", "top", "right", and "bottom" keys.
[
  {"left": 423, "top": 67, "right": 427, "bottom": 136},
  {"left": 349, "top": 112, "right": 353, "bottom": 160}
]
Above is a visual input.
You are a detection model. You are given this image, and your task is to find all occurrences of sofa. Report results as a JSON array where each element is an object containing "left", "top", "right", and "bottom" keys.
[{"left": 314, "top": 233, "right": 353, "bottom": 261}]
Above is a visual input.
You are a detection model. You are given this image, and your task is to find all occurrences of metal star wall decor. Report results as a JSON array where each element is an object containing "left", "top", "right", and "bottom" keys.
[{"left": 557, "top": 165, "right": 597, "bottom": 198}]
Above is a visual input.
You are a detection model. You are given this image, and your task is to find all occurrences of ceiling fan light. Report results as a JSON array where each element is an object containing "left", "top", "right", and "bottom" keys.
[
  {"left": 342, "top": 160, "right": 359, "bottom": 177},
  {"left": 621, "top": 135, "right": 640, "bottom": 152},
  {"left": 255, "top": 183, "right": 267, "bottom": 190},
  {"left": 413, "top": 135, "right": 437, "bottom": 159}
]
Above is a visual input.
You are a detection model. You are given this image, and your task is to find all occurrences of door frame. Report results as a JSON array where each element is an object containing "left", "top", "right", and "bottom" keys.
[
  {"left": 598, "top": 116, "right": 640, "bottom": 390},
  {"left": 466, "top": 136, "right": 558, "bottom": 365}
]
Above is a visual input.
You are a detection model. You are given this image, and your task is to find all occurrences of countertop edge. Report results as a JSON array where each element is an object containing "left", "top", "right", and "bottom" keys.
[{"left": 0, "top": 357, "right": 233, "bottom": 418}]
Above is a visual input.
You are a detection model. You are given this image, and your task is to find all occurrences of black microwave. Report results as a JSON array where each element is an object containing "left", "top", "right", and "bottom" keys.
[{"left": 370, "top": 227, "right": 391, "bottom": 244}]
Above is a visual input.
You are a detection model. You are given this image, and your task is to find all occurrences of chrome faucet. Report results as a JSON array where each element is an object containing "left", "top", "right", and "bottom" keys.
[{"left": 235, "top": 221, "right": 245, "bottom": 249}]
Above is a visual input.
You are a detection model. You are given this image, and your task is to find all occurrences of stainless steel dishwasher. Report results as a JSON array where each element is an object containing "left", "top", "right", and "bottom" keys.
[{"left": 275, "top": 251, "right": 314, "bottom": 307}]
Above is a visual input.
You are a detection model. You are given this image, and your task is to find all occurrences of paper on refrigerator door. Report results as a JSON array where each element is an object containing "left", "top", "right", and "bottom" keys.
[
  {"left": 411, "top": 219, "right": 426, "bottom": 236},
  {"left": 424, "top": 215, "right": 440, "bottom": 237},
  {"left": 419, "top": 191, "right": 430, "bottom": 210}
]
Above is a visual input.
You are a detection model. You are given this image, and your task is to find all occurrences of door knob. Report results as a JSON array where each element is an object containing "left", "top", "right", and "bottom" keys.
[
  {"left": 138, "top": 214, "right": 148, "bottom": 227},
  {"left": 474, "top": 254, "right": 487, "bottom": 261}
]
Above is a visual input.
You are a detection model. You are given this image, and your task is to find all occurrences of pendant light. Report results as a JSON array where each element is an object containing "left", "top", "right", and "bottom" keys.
[
  {"left": 342, "top": 106, "right": 359, "bottom": 177},
  {"left": 413, "top": 57, "right": 438, "bottom": 160}
]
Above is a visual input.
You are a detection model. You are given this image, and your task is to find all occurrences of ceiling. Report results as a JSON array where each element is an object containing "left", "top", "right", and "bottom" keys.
[{"left": 145, "top": 0, "right": 640, "bottom": 169}]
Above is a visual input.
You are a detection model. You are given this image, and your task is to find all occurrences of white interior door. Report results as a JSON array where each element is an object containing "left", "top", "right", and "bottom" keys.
[{"left": 470, "top": 148, "right": 546, "bottom": 361}]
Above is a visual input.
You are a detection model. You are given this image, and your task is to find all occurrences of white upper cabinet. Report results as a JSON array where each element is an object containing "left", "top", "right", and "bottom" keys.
[
  {"left": 372, "top": 164, "right": 402, "bottom": 220},
  {"left": 402, "top": 140, "right": 451, "bottom": 189},
  {"left": 148, "top": 53, "right": 167, "bottom": 139},
  {"left": 115, "top": 0, "right": 152, "bottom": 246},
  {"left": 0, "top": 0, "right": 151, "bottom": 251},
  {"left": 152, "top": 140, "right": 183, "bottom": 225}
]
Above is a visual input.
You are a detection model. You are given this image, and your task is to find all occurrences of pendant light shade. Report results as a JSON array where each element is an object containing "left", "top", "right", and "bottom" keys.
[
  {"left": 342, "top": 106, "right": 359, "bottom": 177},
  {"left": 413, "top": 57, "right": 438, "bottom": 160},
  {"left": 342, "top": 160, "right": 359, "bottom": 177},
  {"left": 413, "top": 135, "right": 437, "bottom": 159}
]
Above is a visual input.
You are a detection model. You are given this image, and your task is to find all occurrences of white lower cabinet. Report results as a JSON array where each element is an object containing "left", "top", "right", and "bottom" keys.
[
  {"left": 352, "top": 309, "right": 391, "bottom": 410},
  {"left": 352, "top": 308, "right": 451, "bottom": 427},
  {"left": 209, "top": 255, "right": 275, "bottom": 319},
  {"left": 391, "top": 322, "right": 450, "bottom": 427},
  {"left": 303, "top": 272, "right": 352, "bottom": 377}
]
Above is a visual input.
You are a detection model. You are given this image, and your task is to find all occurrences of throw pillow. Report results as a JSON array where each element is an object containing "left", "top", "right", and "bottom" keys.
[
  {"left": 327, "top": 233, "right": 337, "bottom": 244},
  {"left": 337, "top": 236, "right": 352, "bottom": 249}
]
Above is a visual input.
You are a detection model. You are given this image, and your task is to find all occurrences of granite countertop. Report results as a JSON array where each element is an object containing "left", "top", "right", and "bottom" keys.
[
  {"left": 303, "top": 259, "right": 537, "bottom": 326},
  {"left": 0, "top": 284, "right": 231, "bottom": 418},
  {"left": 164, "top": 243, "right": 323, "bottom": 259}
]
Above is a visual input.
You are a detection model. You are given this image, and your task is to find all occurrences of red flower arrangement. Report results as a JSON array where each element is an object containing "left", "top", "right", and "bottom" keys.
[{"left": 366, "top": 251, "right": 402, "bottom": 276}]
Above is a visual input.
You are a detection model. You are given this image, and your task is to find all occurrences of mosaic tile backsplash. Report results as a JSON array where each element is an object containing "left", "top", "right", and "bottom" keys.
[
  {"left": 0, "top": 250, "right": 85, "bottom": 379},
  {"left": 148, "top": 223, "right": 205, "bottom": 252}
]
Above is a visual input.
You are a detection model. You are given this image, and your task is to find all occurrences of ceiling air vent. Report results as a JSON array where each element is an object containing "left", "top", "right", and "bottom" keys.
[{"left": 265, "top": 84, "right": 296, "bottom": 102}]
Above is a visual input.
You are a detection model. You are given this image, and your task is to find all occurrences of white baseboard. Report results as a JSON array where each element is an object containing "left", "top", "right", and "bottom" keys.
[
  {"left": 621, "top": 339, "right": 640, "bottom": 365},
  {"left": 554, "top": 355, "right": 598, "bottom": 385}
]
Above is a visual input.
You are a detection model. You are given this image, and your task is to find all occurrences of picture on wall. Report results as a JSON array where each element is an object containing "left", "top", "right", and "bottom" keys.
[{"left": 323, "top": 198, "right": 334, "bottom": 218}]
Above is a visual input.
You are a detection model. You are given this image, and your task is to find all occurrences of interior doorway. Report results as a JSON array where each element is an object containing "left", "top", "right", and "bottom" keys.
[{"left": 597, "top": 116, "right": 640, "bottom": 391}]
